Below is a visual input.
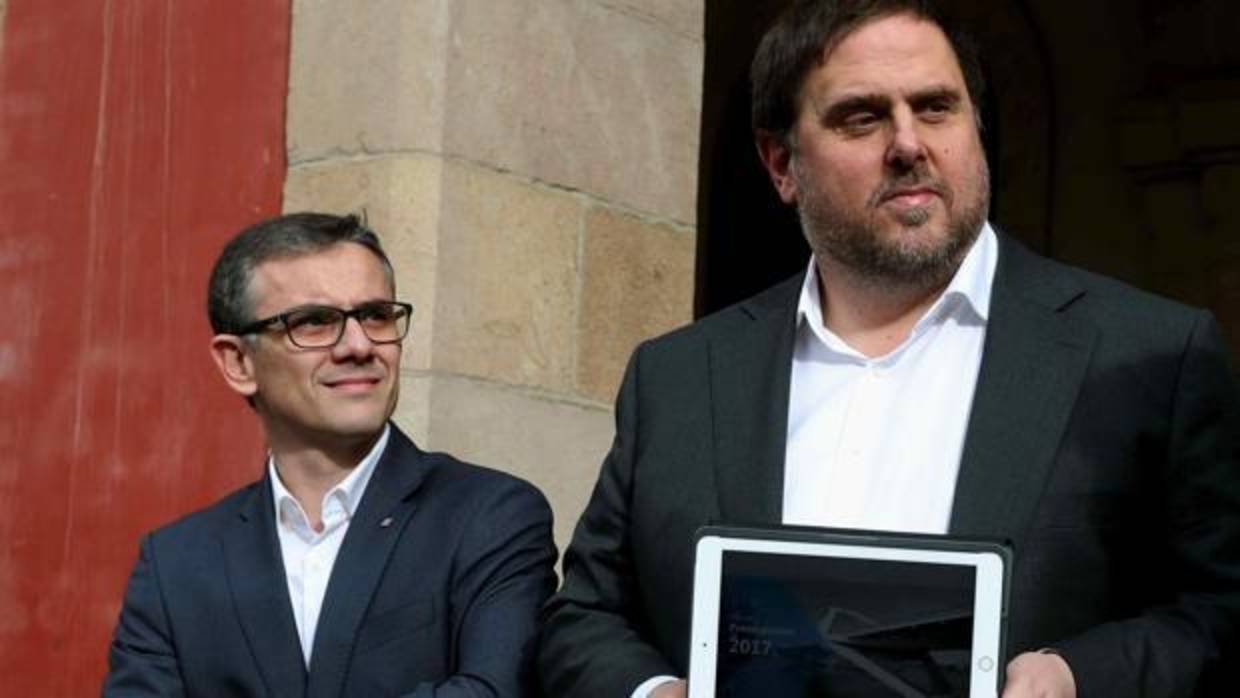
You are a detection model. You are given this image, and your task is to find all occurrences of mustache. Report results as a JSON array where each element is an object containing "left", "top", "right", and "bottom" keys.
[{"left": 868, "top": 169, "right": 949, "bottom": 206}]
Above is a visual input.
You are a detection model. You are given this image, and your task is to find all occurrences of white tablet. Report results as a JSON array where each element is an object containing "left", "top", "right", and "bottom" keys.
[{"left": 689, "top": 526, "right": 1011, "bottom": 698}]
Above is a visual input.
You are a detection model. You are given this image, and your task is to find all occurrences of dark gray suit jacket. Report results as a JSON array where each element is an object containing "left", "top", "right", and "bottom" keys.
[
  {"left": 105, "top": 425, "right": 556, "bottom": 697},
  {"left": 539, "top": 235, "right": 1240, "bottom": 697}
]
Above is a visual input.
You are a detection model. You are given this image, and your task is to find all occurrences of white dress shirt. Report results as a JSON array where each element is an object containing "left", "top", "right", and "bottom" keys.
[
  {"left": 269, "top": 424, "right": 390, "bottom": 666},
  {"left": 783, "top": 224, "right": 996, "bottom": 532}
]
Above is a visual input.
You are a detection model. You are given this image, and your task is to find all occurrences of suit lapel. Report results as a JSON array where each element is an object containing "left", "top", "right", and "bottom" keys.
[
  {"left": 950, "top": 238, "right": 1097, "bottom": 542},
  {"left": 305, "top": 428, "right": 430, "bottom": 698},
  {"left": 711, "top": 275, "right": 802, "bottom": 525},
  {"left": 222, "top": 478, "right": 308, "bottom": 698}
]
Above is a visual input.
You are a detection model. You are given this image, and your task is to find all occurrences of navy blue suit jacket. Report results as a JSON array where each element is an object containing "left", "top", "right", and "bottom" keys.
[
  {"left": 105, "top": 425, "right": 556, "bottom": 697},
  {"left": 539, "top": 235, "right": 1240, "bottom": 697}
]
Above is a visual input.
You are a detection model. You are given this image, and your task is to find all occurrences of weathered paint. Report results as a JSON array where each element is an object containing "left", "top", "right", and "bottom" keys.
[{"left": 0, "top": 1, "right": 289, "bottom": 692}]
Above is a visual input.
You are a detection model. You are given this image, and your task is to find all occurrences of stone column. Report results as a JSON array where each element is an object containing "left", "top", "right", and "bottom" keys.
[{"left": 283, "top": 0, "right": 703, "bottom": 547}]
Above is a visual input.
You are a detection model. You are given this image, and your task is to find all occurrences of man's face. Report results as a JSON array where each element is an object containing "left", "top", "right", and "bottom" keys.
[
  {"left": 763, "top": 13, "right": 989, "bottom": 286},
  {"left": 239, "top": 242, "right": 401, "bottom": 454}
]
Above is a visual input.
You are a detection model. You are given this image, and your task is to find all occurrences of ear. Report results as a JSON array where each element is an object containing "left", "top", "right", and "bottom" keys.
[
  {"left": 209, "top": 334, "right": 259, "bottom": 398},
  {"left": 755, "top": 130, "right": 800, "bottom": 205}
]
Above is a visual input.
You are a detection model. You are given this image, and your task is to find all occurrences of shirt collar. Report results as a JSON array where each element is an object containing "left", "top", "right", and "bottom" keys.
[
  {"left": 944, "top": 220, "right": 997, "bottom": 323},
  {"left": 268, "top": 423, "right": 391, "bottom": 531},
  {"left": 796, "top": 222, "right": 998, "bottom": 355}
]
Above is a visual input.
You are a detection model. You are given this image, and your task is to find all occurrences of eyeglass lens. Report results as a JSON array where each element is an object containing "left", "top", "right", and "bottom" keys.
[{"left": 284, "top": 303, "right": 410, "bottom": 348}]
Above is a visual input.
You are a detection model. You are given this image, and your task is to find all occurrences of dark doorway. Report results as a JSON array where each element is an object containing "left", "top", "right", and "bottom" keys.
[{"left": 695, "top": 2, "right": 805, "bottom": 316}]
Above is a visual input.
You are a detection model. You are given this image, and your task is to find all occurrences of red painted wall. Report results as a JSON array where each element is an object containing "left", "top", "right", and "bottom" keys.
[{"left": 0, "top": 2, "right": 290, "bottom": 693}]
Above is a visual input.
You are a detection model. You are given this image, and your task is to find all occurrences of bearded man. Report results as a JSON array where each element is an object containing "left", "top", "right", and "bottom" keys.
[{"left": 538, "top": 1, "right": 1240, "bottom": 697}]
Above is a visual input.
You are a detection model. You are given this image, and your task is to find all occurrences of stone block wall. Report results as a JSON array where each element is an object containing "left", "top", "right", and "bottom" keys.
[{"left": 283, "top": 0, "right": 703, "bottom": 548}]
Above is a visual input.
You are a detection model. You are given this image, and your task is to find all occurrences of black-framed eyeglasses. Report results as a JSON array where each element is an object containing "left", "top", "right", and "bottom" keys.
[{"left": 237, "top": 301, "right": 413, "bottom": 348}]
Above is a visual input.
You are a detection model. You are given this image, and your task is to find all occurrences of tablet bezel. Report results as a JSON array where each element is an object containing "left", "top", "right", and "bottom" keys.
[{"left": 688, "top": 526, "right": 1010, "bottom": 698}]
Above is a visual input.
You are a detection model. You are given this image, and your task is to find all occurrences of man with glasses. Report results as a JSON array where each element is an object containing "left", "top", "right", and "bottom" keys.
[{"left": 104, "top": 212, "right": 555, "bottom": 697}]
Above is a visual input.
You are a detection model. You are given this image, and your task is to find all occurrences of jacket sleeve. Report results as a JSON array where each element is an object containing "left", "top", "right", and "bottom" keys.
[
  {"left": 408, "top": 477, "right": 557, "bottom": 698},
  {"left": 538, "top": 347, "right": 681, "bottom": 697},
  {"left": 102, "top": 535, "right": 186, "bottom": 698},
  {"left": 1055, "top": 313, "right": 1240, "bottom": 697}
]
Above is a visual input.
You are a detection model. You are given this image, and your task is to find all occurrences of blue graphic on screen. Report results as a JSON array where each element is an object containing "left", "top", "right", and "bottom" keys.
[{"left": 718, "top": 551, "right": 975, "bottom": 697}]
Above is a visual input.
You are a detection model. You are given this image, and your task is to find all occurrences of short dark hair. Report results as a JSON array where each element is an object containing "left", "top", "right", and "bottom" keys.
[
  {"left": 750, "top": 0, "right": 985, "bottom": 142},
  {"left": 207, "top": 212, "right": 395, "bottom": 335}
]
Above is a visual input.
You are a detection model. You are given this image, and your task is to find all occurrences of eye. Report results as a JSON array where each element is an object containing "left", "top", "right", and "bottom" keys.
[
  {"left": 839, "top": 110, "right": 881, "bottom": 134},
  {"left": 917, "top": 96, "right": 957, "bottom": 122},
  {"left": 286, "top": 306, "right": 340, "bottom": 330},
  {"left": 356, "top": 303, "right": 399, "bottom": 323}
]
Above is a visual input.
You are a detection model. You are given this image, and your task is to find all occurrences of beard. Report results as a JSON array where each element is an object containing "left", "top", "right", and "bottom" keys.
[{"left": 794, "top": 155, "right": 990, "bottom": 290}]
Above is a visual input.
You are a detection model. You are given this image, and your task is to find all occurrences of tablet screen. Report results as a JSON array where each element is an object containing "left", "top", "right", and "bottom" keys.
[{"left": 718, "top": 550, "right": 976, "bottom": 697}]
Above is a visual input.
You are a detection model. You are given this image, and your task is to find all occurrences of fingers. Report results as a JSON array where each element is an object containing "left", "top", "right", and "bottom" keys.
[
  {"left": 1001, "top": 651, "right": 1076, "bottom": 698},
  {"left": 650, "top": 678, "right": 688, "bottom": 698}
]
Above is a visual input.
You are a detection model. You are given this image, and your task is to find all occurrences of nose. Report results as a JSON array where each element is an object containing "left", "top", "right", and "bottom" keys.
[
  {"left": 885, "top": 108, "right": 927, "bottom": 171},
  {"left": 331, "top": 316, "right": 375, "bottom": 361}
]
